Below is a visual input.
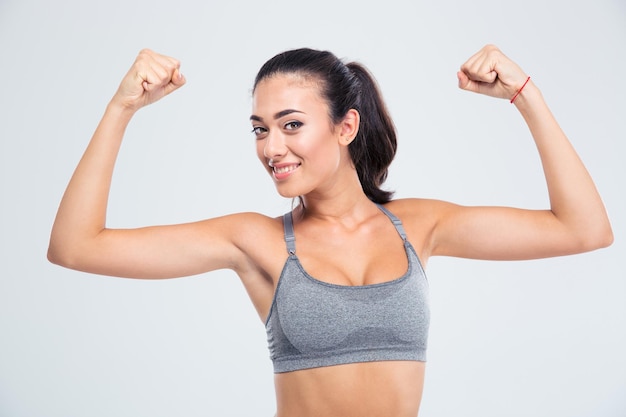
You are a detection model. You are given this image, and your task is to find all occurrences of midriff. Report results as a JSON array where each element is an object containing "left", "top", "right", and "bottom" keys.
[{"left": 274, "top": 360, "right": 425, "bottom": 417}]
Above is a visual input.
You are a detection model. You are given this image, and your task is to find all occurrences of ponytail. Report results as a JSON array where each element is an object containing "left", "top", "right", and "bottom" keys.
[{"left": 345, "top": 63, "right": 397, "bottom": 203}]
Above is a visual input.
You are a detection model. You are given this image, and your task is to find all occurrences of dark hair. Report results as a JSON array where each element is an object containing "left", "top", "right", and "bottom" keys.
[{"left": 253, "top": 48, "right": 397, "bottom": 204}]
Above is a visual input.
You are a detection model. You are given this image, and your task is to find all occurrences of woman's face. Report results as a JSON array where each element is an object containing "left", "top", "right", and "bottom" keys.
[{"left": 251, "top": 74, "right": 352, "bottom": 199}]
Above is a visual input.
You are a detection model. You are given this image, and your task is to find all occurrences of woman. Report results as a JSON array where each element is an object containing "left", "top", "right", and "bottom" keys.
[{"left": 48, "top": 45, "right": 613, "bottom": 416}]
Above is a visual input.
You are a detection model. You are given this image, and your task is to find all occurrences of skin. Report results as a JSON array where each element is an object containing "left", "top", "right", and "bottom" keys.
[{"left": 48, "top": 46, "right": 613, "bottom": 417}]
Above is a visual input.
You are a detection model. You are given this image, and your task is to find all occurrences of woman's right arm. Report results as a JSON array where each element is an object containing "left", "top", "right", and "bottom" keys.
[{"left": 48, "top": 49, "right": 247, "bottom": 279}]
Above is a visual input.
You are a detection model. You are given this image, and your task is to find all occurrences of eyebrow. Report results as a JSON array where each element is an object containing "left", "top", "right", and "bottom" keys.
[{"left": 250, "top": 109, "right": 304, "bottom": 122}]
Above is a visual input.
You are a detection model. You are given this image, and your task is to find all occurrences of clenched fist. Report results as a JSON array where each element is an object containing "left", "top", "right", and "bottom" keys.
[
  {"left": 457, "top": 45, "right": 529, "bottom": 101},
  {"left": 112, "top": 49, "right": 186, "bottom": 112}
]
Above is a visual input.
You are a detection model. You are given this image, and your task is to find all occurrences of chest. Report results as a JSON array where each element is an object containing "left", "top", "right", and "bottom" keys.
[
  {"left": 293, "top": 222, "right": 410, "bottom": 286},
  {"left": 265, "top": 245, "right": 431, "bottom": 372}
]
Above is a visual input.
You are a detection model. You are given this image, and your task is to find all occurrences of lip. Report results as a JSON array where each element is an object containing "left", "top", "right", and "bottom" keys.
[{"left": 270, "top": 162, "right": 300, "bottom": 180}]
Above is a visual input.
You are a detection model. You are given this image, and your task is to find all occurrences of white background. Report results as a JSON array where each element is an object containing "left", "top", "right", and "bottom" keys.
[{"left": 1, "top": 1, "right": 624, "bottom": 416}]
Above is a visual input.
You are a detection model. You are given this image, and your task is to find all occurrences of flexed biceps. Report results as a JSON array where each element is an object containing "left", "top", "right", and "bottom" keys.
[{"left": 48, "top": 45, "right": 612, "bottom": 417}]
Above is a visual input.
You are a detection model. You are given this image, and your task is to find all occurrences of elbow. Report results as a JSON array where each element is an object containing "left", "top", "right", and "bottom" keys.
[
  {"left": 593, "top": 216, "right": 614, "bottom": 249},
  {"left": 576, "top": 222, "right": 614, "bottom": 253},
  {"left": 47, "top": 243, "right": 69, "bottom": 268},
  {"left": 48, "top": 227, "right": 68, "bottom": 267},
  {"left": 47, "top": 239, "right": 81, "bottom": 270},
  {"left": 47, "top": 237, "right": 60, "bottom": 265},
  {"left": 48, "top": 229, "right": 107, "bottom": 272},
  {"left": 594, "top": 224, "right": 614, "bottom": 249}
]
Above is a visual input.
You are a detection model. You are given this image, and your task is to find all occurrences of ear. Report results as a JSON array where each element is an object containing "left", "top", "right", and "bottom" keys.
[{"left": 338, "top": 109, "right": 360, "bottom": 146}]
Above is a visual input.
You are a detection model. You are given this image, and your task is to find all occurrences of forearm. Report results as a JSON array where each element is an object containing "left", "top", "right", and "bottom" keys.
[
  {"left": 48, "top": 101, "right": 135, "bottom": 264},
  {"left": 514, "top": 81, "right": 613, "bottom": 248},
  {"left": 48, "top": 49, "right": 186, "bottom": 269}
]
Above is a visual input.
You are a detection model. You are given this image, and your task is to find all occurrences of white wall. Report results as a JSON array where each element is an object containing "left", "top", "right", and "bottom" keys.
[{"left": 0, "top": 1, "right": 624, "bottom": 416}]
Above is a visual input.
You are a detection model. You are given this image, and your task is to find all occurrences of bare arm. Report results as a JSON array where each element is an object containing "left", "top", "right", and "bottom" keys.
[
  {"left": 429, "top": 45, "right": 613, "bottom": 260},
  {"left": 48, "top": 49, "right": 248, "bottom": 278}
]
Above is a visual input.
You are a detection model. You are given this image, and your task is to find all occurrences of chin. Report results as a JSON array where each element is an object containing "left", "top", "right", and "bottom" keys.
[
  {"left": 275, "top": 187, "right": 299, "bottom": 199},
  {"left": 272, "top": 182, "right": 307, "bottom": 200}
]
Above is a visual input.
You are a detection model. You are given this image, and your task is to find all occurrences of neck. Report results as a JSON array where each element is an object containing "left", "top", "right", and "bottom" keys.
[
  {"left": 295, "top": 157, "right": 382, "bottom": 222},
  {"left": 298, "top": 186, "right": 378, "bottom": 224}
]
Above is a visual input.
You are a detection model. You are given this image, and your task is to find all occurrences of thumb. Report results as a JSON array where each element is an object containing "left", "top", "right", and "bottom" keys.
[
  {"left": 457, "top": 70, "right": 480, "bottom": 93},
  {"left": 457, "top": 70, "right": 500, "bottom": 97},
  {"left": 457, "top": 70, "right": 471, "bottom": 90},
  {"left": 163, "top": 68, "right": 186, "bottom": 96}
]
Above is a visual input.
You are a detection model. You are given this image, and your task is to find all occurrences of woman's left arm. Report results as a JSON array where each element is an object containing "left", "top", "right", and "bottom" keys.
[{"left": 430, "top": 45, "right": 613, "bottom": 260}]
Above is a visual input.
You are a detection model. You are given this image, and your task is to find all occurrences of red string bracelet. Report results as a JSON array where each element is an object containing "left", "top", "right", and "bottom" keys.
[{"left": 510, "top": 76, "right": 531, "bottom": 103}]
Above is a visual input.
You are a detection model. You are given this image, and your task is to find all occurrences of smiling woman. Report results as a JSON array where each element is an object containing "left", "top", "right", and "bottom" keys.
[
  {"left": 251, "top": 48, "right": 397, "bottom": 206},
  {"left": 47, "top": 45, "right": 613, "bottom": 417}
]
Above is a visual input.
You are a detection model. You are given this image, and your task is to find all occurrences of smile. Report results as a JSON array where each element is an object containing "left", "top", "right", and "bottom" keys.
[
  {"left": 271, "top": 163, "right": 301, "bottom": 180},
  {"left": 273, "top": 164, "right": 300, "bottom": 174}
]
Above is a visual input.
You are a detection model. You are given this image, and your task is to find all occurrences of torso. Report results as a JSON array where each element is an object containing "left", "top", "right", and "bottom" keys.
[
  {"left": 231, "top": 199, "right": 436, "bottom": 417},
  {"left": 274, "top": 361, "right": 425, "bottom": 417}
]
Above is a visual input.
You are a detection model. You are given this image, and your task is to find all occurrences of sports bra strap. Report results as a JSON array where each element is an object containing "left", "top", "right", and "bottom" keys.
[
  {"left": 283, "top": 212, "right": 296, "bottom": 255},
  {"left": 376, "top": 204, "right": 407, "bottom": 241},
  {"left": 283, "top": 205, "right": 407, "bottom": 255}
]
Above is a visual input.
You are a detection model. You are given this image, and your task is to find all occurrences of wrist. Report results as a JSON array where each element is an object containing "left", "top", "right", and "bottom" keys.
[
  {"left": 511, "top": 80, "right": 542, "bottom": 108},
  {"left": 510, "top": 76, "right": 531, "bottom": 103},
  {"left": 106, "top": 96, "right": 139, "bottom": 121},
  {"left": 511, "top": 81, "right": 551, "bottom": 124}
]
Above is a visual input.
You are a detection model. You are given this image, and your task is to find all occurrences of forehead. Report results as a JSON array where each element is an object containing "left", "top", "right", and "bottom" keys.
[{"left": 252, "top": 74, "right": 327, "bottom": 116}]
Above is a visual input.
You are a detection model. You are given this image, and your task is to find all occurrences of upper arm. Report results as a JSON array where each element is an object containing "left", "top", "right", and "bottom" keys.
[
  {"left": 48, "top": 212, "right": 269, "bottom": 279},
  {"left": 428, "top": 201, "right": 600, "bottom": 260}
]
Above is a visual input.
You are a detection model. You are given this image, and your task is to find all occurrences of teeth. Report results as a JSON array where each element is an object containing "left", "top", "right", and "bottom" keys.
[{"left": 274, "top": 165, "right": 298, "bottom": 174}]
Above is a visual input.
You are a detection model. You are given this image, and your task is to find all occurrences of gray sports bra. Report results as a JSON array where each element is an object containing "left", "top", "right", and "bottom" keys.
[{"left": 265, "top": 204, "right": 430, "bottom": 373}]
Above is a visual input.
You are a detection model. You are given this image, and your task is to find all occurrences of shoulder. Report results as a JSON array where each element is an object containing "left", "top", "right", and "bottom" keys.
[
  {"left": 197, "top": 211, "right": 285, "bottom": 244},
  {"left": 383, "top": 198, "right": 458, "bottom": 221},
  {"left": 196, "top": 211, "right": 288, "bottom": 273},
  {"left": 382, "top": 198, "right": 459, "bottom": 261},
  {"left": 216, "top": 211, "right": 285, "bottom": 226}
]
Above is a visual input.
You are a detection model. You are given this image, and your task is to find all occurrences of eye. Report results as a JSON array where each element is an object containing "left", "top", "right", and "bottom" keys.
[
  {"left": 251, "top": 126, "right": 267, "bottom": 137},
  {"left": 284, "top": 121, "right": 303, "bottom": 131}
]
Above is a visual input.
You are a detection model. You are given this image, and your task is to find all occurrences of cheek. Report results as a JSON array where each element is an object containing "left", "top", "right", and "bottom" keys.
[{"left": 306, "top": 139, "right": 341, "bottom": 168}]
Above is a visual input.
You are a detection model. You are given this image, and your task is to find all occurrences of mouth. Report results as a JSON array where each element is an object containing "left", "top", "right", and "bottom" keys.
[
  {"left": 273, "top": 164, "right": 300, "bottom": 174},
  {"left": 270, "top": 163, "right": 301, "bottom": 180}
]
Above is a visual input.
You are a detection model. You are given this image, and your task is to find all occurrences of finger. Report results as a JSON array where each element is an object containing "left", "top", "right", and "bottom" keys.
[
  {"left": 460, "top": 45, "right": 501, "bottom": 84},
  {"left": 137, "top": 68, "right": 165, "bottom": 92},
  {"left": 146, "top": 51, "right": 182, "bottom": 83},
  {"left": 457, "top": 70, "right": 470, "bottom": 90},
  {"left": 457, "top": 70, "right": 485, "bottom": 94},
  {"left": 137, "top": 58, "right": 178, "bottom": 92},
  {"left": 171, "top": 68, "right": 186, "bottom": 87},
  {"left": 478, "top": 69, "right": 498, "bottom": 84},
  {"left": 139, "top": 65, "right": 185, "bottom": 100},
  {"left": 163, "top": 68, "right": 186, "bottom": 95},
  {"left": 460, "top": 61, "right": 498, "bottom": 84}
]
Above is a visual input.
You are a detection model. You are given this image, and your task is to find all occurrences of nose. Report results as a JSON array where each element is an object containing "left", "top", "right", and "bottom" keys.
[{"left": 263, "top": 130, "right": 287, "bottom": 159}]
